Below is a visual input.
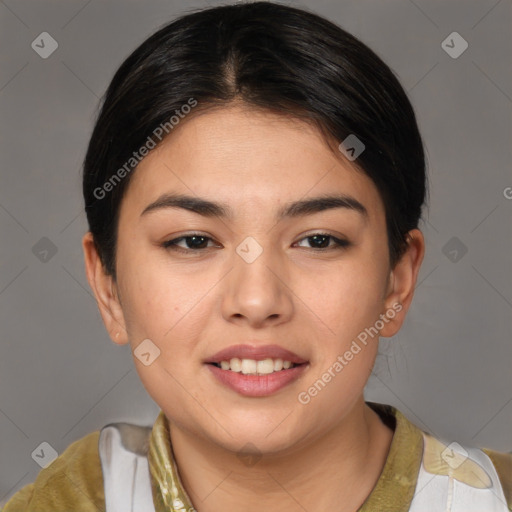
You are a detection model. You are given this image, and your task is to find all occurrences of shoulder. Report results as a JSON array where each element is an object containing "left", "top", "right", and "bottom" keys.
[
  {"left": 419, "top": 431, "right": 512, "bottom": 511},
  {"left": 2, "top": 430, "right": 105, "bottom": 512},
  {"left": 482, "top": 447, "right": 512, "bottom": 510},
  {"left": 369, "top": 402, "right": 512, "bottom": 510}
]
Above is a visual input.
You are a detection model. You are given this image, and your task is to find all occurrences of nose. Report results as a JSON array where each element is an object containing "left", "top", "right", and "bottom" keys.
[{"left": 220, "top": 240, "right": 294, "bottom": 328}]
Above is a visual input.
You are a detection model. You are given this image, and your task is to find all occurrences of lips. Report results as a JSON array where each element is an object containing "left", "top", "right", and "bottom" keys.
[
  {"left": 205, "top": 344, "right": 308, "bottom": 365},
  {"left": 204, "top": 343, "right": 309, "bottom": 397}
]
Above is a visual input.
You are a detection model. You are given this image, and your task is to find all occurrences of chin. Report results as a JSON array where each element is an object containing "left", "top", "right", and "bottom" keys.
[{"left": 209, "top": 415, "right": 308, "bottom": 455}]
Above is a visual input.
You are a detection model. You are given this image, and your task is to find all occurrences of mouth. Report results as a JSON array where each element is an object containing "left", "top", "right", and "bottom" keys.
[
  {"left": 204, "top": 344, "right": 309, "bottom": 397},
  {"left": 208, "top": 357, "right": 305, "bottom": 375}
]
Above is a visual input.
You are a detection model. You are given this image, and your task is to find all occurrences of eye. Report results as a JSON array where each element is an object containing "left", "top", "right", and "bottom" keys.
[
  {"left": 294, "top": 232, "right": 350, "bottom": 251},
  {"left": 161, "top": 233, "right": 219, "bottom": 253}
]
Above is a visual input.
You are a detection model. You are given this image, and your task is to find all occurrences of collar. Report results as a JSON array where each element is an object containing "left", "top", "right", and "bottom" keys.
[
  {"left": 359, "top": 402, "right": 424, "bottom": 512},
  {"left": 147, "top": 402, "right": 424, "bottom": 512}
]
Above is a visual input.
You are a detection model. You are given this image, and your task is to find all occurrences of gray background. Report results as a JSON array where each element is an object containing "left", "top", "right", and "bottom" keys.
[{"left": 1, "top": 0, "right": 511, "bottom": 504}]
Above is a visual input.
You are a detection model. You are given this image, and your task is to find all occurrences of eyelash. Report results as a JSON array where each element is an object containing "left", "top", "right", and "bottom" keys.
[{"left": 161, "top": 232, "right": 351, "bottom": 254}]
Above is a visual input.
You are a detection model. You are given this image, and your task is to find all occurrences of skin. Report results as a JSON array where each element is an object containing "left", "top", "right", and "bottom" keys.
[{"left": 83, "top": 103, "right": 425, "bottom": 512}]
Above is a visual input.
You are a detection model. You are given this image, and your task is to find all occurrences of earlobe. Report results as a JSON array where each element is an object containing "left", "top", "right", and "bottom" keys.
[
  {"left": 82, "top": 232, "right": 129, "bottom": 345},
  {"left": 380, "top": 229, "right": 425, "bottom": 337}
]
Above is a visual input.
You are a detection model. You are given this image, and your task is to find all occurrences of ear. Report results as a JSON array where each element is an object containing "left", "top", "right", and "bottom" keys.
[
  {"left": 82, "top": 231, "right": 129, "bottom": 345},
  {"left": 379, "top": 228, "right": 425, "bottom": 337}
]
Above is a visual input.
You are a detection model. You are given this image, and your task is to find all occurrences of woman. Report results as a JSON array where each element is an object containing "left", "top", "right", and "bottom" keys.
[{"left": 4, "top": 2, "right": 511, "bottom": 511}]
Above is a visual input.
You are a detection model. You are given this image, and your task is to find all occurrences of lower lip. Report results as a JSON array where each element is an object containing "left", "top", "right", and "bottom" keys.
[{"left": 206, "top": 363, "right": 308, "bottom": 397}]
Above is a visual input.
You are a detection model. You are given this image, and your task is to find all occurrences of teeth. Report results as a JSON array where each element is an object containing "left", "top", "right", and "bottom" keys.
[
  {"left": 256, "top": 358, "right": 274, "bottom": 374},
  {"left": 273, "top": 358, "right": 283, "bottom": 371},
  {"left": 215, "top": 357, "right": 297, "bottom": 374},
  {"left": 230, "top": 358, "right": 242, "bottom": 372},
  {"left": 241, "top": 359, "right": 257, "bottom": 374}
]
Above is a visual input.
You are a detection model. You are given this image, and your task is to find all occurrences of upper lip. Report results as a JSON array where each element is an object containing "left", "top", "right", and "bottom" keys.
[{"left": 205, "top": 344, "right": 308, "bottom": 364}]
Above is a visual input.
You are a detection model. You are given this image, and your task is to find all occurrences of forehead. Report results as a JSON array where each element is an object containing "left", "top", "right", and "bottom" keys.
[{"left": 120, "top": 104, "right": 385, "bottom": 223}]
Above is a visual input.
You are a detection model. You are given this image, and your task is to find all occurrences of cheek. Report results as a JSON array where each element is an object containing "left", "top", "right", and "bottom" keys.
[
  {"left": 295, "top": 261, "right": 385, "bottom": 413},
  {"left": 117, "top": 243, "right": 187, "bottom": 332},
  {"left": 302, "top": 257, "right": 386, "bottom": 342},
  {"left": 118, "top": 257, "right": 212, "bottom": 418},
  {"left": 116, "top": 246, "right": 220, "bottom": 368}
]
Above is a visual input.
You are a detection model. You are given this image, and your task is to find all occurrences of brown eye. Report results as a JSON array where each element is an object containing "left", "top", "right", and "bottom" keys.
[
  {"left": 295, "top": 233, "right": 350, "bottom": 250},
  {"left": 162, "top": 234, "right": 218, "bottom": 252}
]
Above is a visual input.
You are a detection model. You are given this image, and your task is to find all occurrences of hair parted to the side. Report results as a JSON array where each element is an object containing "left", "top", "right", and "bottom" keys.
[{"left": 82, "top": 1, "right": 427, "bottom": 281}]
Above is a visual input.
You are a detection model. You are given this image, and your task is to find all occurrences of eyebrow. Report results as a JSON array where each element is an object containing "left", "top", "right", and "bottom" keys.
[{"left": 140, "top": 193, "right": 368, "bottom": 220}]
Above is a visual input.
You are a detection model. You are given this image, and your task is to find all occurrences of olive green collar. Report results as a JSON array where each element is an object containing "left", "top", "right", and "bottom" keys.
[{"left": 359, "top": 402, "right": 423, "bottom": 512}]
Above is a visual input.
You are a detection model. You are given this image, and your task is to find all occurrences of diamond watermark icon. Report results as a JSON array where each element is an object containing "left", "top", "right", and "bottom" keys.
[
  {"left": 338, "top": 134, "right": 365, "bottom": 161},
  {"left": 236, "top": 442, "right": 262, "bottom": 467},
  {"left": 32, "top": 237, "right": 58, "bottom": 262},
  {"left": 31, "top": 32, "right": 59, "bottom": 59},
  {"left": 31, "top": 441, "right": 58, "bottom": 469},
  {"left": 441, "top": 32, "right": 468, "bottom": 59},
  {"left": 442, "top": 236, "right": 468, "bottom": 263},
  {"left": 441, "top": 442, "right": 469, "bottom": 469},
  {"left": 134, "top": 338, "right": 161, "bottom": 366},
  {"left": 236, "top": 236, "right": 263, "bottom": 264}
]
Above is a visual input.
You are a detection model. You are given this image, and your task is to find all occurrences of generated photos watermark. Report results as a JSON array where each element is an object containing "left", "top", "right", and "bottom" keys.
[
  {"left": 297, "top": 302, "right": 403, "bottom": 405},
  {"left": 93, "top": 98, "right": 198, "bottom": 200}
]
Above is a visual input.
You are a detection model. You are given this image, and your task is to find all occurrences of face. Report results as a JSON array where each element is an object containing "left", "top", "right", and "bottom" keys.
[{"left": 85, "top": 104, "right": 422, "bottom": 456}]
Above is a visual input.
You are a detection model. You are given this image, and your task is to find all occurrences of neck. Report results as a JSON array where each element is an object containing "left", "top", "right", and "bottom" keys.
[{"left": 168, "top": 398, "right": 394, "bottom": 512}]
